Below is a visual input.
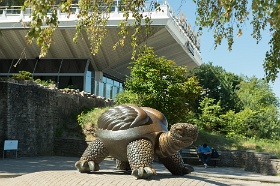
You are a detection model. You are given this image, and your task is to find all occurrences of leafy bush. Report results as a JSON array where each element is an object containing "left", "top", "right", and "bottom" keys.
[
  {"left": 77, "top": 107, "right": 109, "bottom": 127},
  {"left": 12, "top": 71, "right": 32, "bottom": 80},
  {"left": 116, "top": 46, "right": 202, "bottom": 126},
  {"left": 77, "top": 107, "right": 109, "bottom": 140},
  {"left": 197, "top": 97, "right": 222, "bottom": 131},
  {"left": 35, "top": 79, "right": 55, "bottom": 86},
  {"left": 191, "top": 64, "right": 280, "bottom": 141},
  {"left": 115, "top": 91, "right": 139, "bottom": 105}
]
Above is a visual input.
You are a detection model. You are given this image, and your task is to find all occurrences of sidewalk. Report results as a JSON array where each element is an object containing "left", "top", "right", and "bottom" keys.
[{"left": 0, "top": 156, "right": 279, "bottom": 185}]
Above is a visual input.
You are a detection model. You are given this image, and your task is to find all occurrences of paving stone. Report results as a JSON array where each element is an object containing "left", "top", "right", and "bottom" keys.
[{"left": 1, "top": 156, "right": 280, "bottom": 186}]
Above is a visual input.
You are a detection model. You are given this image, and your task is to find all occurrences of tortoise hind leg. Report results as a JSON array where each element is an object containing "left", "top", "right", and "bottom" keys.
[
  {"left": 116, "top": 159, "right": 131, "bottom": 171},
  {"left": 158, "top": 151, "right": 193, "bottom": 175},
  {"left": 75, "top": 138, "right": 109, "bottom": 173},
  {"left": 127, "top": 139, "right": 156, "bottom": 179}
]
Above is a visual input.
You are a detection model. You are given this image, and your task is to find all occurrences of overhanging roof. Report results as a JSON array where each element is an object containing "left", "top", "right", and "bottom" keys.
[{"left": 0, "top": 3, "right": 202, "bottom": 81}]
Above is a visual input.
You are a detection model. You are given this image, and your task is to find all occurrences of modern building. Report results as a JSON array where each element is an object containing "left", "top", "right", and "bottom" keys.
[{"left": 0, "top": 0, "right": 202, "bottom": 99}]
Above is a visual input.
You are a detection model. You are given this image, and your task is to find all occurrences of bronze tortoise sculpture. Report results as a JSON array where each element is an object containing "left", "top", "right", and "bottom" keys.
[{"left": 75, "top": 104, "right": 198, "bottom": 179}]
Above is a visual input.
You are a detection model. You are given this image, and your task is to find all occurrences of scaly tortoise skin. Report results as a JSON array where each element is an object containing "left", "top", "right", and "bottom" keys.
[{"left": 75, "top": 104, "right": 198, "bottom": 179}]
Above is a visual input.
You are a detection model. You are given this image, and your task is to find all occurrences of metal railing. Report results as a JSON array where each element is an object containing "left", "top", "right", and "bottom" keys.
[{"left": 164, "top": 1, "right": 201, "bottom": 57}]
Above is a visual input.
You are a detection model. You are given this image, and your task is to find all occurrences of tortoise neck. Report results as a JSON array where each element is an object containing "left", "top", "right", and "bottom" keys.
[{"left": 157, "top": 131, "right": 193, "bottom": 158}]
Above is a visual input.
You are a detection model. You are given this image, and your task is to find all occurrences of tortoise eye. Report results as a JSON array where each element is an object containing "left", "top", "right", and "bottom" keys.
[{"left": 175, "top": 128, "right": 184, "bottom": 136}]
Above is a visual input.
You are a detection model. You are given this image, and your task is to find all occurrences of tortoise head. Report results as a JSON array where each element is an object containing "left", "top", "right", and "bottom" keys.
[
  {"left": 157, "top": 123, "right": 198, "bottom": 157},
  {"left": 169, "top": 123, "right": 198, "bottom": 144}
]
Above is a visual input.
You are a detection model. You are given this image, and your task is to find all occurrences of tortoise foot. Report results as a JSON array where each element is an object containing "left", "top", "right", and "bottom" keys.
[
  {"left": 75, "top": 160, "right": 100, "bottom": 173},
  {"left": 184, "top": 164, "right": 194, "bottom": 174},
  {"left": 159, "top": 152, "right": 193, "bottom": 176},
  {"left": 131, "top": 166, "right": 156, "bottom": 179}
]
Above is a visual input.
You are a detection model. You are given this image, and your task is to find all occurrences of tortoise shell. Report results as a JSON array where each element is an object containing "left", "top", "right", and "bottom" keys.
[{"left": 95, "top": 104, "right": 168, "bottom": 161}]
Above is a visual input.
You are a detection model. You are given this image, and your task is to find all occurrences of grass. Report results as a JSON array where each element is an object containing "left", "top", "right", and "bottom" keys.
[
  {"left": 78, "top": 107, "right": 109, "bottom": 140},
  {"left": 194, "top": 130, "right": 280, "bottom": 158}
]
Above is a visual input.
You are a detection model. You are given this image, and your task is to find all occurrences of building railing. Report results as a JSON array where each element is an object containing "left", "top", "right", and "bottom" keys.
[{"left": 164, "top": 2, "right": 201, "bottom": 62}]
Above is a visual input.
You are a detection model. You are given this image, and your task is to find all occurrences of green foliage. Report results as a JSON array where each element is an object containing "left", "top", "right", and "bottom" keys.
[
  {"left": 20, "top": 0, "right": 160, "bottom": 60},
  {"left": 236, "top": 77, "right": 279, "bottom": 109},
  {"left": 116, "top": 46, "right": 202, "bottom": 125},
  {"left": 191, "top": 64, "right": 280, "bottom": 140},
  {"left": 74, "top": 0, "right": 112, "bottom": 56},
  {"left": 190, "top": 62, "right": 242, "bottom": 113},
  {"left": 233, "top": 77, "right": 280, "bottom": 139},
  {"left": 35, "top": 79, "right": 55, "bottom": 86},
  {"left": 77, "top": 107, "right": 109, "bottom": 127},
  {"left": 194, "top": 0, "right": 280, "bottom": 82},
  {"left": 221, "top": 108, "right": 257, "bottom": 138},
  {"left": 23, "top": 0, "right": 59, "bottom": 58},
  {"left": 115, "top": 91, "right": 139, "bottom": 105},
  {"left": 197, "top": 97, "right": 223, "bottom": 131},
  {"left": 12, "top": 71, "right": 32, "bottom": 80}
]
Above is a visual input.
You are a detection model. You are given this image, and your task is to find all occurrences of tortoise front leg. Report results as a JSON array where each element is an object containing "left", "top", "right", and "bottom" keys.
[
  {"left": 158, "top": 151, "right": 194, "bottom": 175},
  {"left": 127, "top": 139, "right": 156, "bottom": 179},
  {"left": 75, "top": 138, "right": 109, "bottom": 173}
]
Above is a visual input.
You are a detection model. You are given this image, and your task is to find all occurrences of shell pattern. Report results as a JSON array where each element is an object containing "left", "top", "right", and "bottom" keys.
[{"left": 97, "top": 104, "right": 165, "bottom": 131}]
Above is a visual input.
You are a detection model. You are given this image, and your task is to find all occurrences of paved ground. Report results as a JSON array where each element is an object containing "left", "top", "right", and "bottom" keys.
[{"left": 0, "top": 156, "right": 280, "bottom": 186}]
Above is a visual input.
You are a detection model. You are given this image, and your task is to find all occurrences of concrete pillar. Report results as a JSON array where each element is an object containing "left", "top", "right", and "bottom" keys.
[{"left": 95, "top": 71, "right": 103, "bottom": 82}]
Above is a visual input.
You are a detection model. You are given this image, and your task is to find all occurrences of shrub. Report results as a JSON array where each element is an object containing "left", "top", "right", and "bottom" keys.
[
  {"left": 12, "top": 71, "right": 32, "bottom": 80},
  {"left": 35, "top": 79, "right": 55, "bottom": 86},
  {"left": 116, "top": 46, "right": 202, "bottom": 125},
  {"left": 77, "top": 107, "right": 109, "bottom": 127},
  {"left": 77, "top": 107, "right": 109, "bottom": 140}
]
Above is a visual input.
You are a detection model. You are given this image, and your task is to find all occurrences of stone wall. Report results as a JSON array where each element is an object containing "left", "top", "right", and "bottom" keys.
[
  {"left": 54, "top": 138, "right": 90, "bottom": 157},
  {"left": 0, "top": 82, "right": 8, "bottom": 149},
  {"left": 184, "top": 149, "right": 280, "bottom": 175},
  {"left": 0, "top": 80, "right": 114, "bottom": 158},
  {"left": 217, "top": 150, "right": 247, "bottom": 168},
  {"left": 244, "top": 151, "right": 280, "bottom": 175}
]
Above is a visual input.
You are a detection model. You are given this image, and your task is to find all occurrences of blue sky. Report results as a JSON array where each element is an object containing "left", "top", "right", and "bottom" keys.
[{"left": 168, "top": 0, "right": 280, "bottom": 100}]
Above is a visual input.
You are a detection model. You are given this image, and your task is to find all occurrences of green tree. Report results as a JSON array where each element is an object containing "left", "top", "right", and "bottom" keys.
[
  {"left": 235, "top": 77, "right": 280, "bottom": 139},
  {"left": 194, "top": 0, "right": 280, "bottom": 82},
  {"left": 12, "top": 70, "right": 33, "bottom": 80},
  {"left": 190, "top": 63, "right": 242, "bottom": 113},
  {"left": 236, "top": 76, "right": 279, "bottom": 110},
  {"left": 197, "top": 97, "right": 223, "bottom": 131},
  {"left": 191, "top": 64, "right": 280, "bottom": 140},
  {"left": 220, "top": 77, "right": 280, "bottom": 139},
  {"left": 116, "top": 46, "right": 202, "bottom": 125},
  {"left": 221, "top": 106, "right": 280, "bottom": 140}
]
